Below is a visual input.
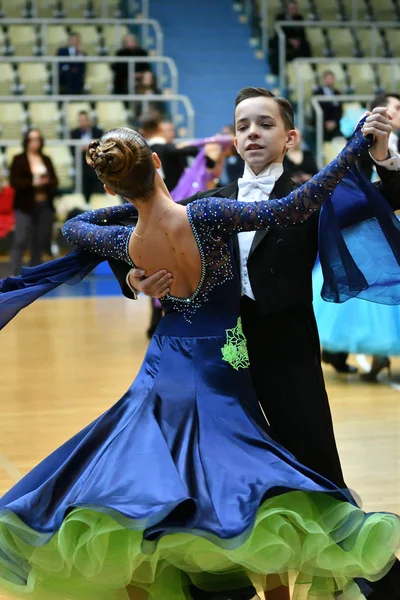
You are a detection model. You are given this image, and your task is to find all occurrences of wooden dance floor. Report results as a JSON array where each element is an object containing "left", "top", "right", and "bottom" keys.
[{"left": 0, "top": 294, "right": 399, "bottom": 599}]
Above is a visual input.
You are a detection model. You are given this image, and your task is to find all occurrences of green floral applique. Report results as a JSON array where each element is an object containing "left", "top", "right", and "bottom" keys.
[{"left": 221, "top": 317, "right": 250, "bottom": 371}]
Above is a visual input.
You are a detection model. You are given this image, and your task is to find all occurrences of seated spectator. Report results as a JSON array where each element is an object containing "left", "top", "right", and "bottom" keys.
[
  {"left": 160, "top": 119, "right": 176, "bottom": 143},
  {"left": 283, "top": 128, "right": 318, "bottom": 183},
  {"left": 136, "top": 71, "right": 167, "bottom": 118},
  {"left": 139, "top": 115, "right": 198, "bottom": 191},
  {"left": 218, "top": 124, "right": 244, "bottom": 186},
  {"left": 112, "top": 34, "right": 150, "bottom": 95},
  {"left": 269, "top": 0, "right": 311, "bottom": 76},
  {"left": 313, "top": 70, "right": 343, "bottom": 141},
  {"left": 0, "top": 175, "right": 15, "bottom": 242},
  {"left": 57, "top": 32, "right": 86, "bottom": 95},
  {"left": 70, "top": 111, "right": 104, "bottom": 204},
  {"left": 9, "top": 129, "right": 58, "bottom": 275}
]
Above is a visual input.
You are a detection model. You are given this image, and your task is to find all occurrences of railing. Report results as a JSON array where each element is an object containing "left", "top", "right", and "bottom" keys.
[
  {"left": 0, "top": 93, "right": 195, "bottom": 139},
  {"left": 292, "top": 57, "right": 399, "bottom": 131},
  {"left": 6, "top": 55, "right": 178, "bottom": 97},
  {"left": 0, "top": 18, "right": 163, "bottom": 55},
  {"left": 234, "top": 0, "right": 269, "bottom": 55},
  {"left": 234, "top": 0, "right": 400, "bottom": 58},
  {"left": 311, "top": 94, "right": 372, "bottom": 169},
  {"left": 13, "top": 0, "right": 123, "bottom": 18},
  {"left": 0, "top": 138, "right": 94, "bottom": 194},
  {"left": 275, "top": 20, "right": 400, "bottom": 92}
]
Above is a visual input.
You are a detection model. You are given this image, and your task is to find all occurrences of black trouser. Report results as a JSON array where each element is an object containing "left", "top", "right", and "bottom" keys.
[
  {"left": 82, "top": 162, "right": 105, "bottom": 203},
  {"left": 241, "top": 296, "right": 400, "bottom": 599},
  {"left": 9, "top": 204, "right": 53, "bottom": 276},
  {"left": 241, "top": 296, "right": 346, "bottom": 487}
]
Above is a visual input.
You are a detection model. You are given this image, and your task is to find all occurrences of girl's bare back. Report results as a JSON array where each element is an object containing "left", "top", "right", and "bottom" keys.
[{"left": 128, "top": 203, "right": 202, "bottom": 300}]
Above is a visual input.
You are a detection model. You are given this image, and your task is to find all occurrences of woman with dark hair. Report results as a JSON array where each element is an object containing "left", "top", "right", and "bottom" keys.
[
  {"left": 0, "top": 122, "right": 399, "bottom": 600},
  {"left": 136, "top": 70, "right": 167, "bottom": 118},
  {"left": 283, "top": 128, "right": 318, "bottom": 184},
  {"left": 8, "top": 128, "right": 58, "bottom": 275}
]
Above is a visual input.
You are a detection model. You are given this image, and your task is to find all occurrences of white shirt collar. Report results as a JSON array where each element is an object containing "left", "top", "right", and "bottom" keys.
[
  {"left": 146, "top": 136, "right": 167, "bottom": 145},
  {"left": 241, "top": 162, "right": 284, "bottom": 182},
  {"left": 389, "top": 131, "right": 399, "bottom": 152}
]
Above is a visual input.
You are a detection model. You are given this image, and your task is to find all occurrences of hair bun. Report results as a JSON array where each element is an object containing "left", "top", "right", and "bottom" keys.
[{"left": 86, "top": 138, "right": 138, "bottom": 181}]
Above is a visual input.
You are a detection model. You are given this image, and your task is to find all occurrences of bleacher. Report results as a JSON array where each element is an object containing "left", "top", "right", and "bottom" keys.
[
  {"left": 0, "top": 0, "right": 198, "bottom": 257},
  {"left": 0, "top": 0, "right": 399, "bottom": 204},
  {"left": 0, "top": 0, "right": 195, "bottom": 204},
  {"left": 235, "top": 0, "right": 400, "bottom": 166}
]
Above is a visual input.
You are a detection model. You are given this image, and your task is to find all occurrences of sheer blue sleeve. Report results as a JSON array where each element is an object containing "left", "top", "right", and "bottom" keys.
[
  {"left": 61, "top": 204, "right": 137, "bottom": 266},
  {"left": 189, "top": 118, "right": 372, "bottom": 236}
]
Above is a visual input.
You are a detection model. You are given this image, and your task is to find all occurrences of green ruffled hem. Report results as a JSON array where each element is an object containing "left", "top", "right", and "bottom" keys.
[{"left": 0, "top": 491, "right": 399, "bottom": 600}]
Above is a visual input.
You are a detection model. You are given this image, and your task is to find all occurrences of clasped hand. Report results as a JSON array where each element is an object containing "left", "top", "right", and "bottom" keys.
[{"left": 128, "top": 107, "right": 393, "bottom": 299}]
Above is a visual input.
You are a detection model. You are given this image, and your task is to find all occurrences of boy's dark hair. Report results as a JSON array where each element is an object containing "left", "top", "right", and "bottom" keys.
[
  {"left": 139, "top": 114, "right": 162, "bottom": 136},
  {"left": 370, "top": 92, "right": 400, "bottom": 111},
  {"left": 234, "top": 87, "right": 295, "bottom": 130}
]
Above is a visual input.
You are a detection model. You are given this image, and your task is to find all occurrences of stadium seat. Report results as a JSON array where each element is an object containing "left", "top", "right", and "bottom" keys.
[
  {"left": 55, "top": 193, "right": 87, "bottom": 221},
  {"left": 286, "top": 61, "right": 316, "bottom": 102},
  {"left": 96, "top": 101, "right": 129, "bottom": 130},
  {"left": 72, "top": 25, "right": 102, "bottom": 56},
  {"left": 85, "top": 63, "right": 113, "bottom": 94},
  {"left": 92, "top": 0, "right": 121, "bottom": 17},
  {"left": 323, "top": 137, "right": 346, "bottom": 165},
  {"left": 62, "top": 1, "right": 87, "bottom": 18},
  {"left": 384, "top": 29, "right": 400, "bottom": 57},
  {"left": 314, "top": 3, "right": 341, "bottom": 20},
  {"left": 328, "top": 28, "right": 356, "bottom": 57},
  {"left": 43, "top": 145, "right": 74, "bottom": 190},
  {"left": 368, "top": 0, "right": 397, "bottom": 19},
  {"left": 29, "top": 102, "right": 61, "bottom": 139},
  {"left": 376, "top": 63, "right": 400, "bottom": 91},
  {"left": 101, "top": 25, "right": 130, "bottom": 54},
  {"left": 18, "top": 63, "right": 50, "bottom": 95},
  {"left": 7, "top": 25, "right": 39, "bottom": 56},
  {"left": 44, "top": 25, "right": 69, "bottom": 55},
  {"left": 0, "top": 64, "right": 17, "bottom": 95},
  {"left": 0, "top": 26, "right": 7, "bottom": 56},
  {"left": 356, "top": 27, "right": 386, "bottom": 58},
  {"left": 1, "top": 0, "right": 28, "bottom": 17},
  {"left": 305, "top": 27, "right": 328, "bottom": 57},
  {"left": 37, "top": 0, "right": 57, "bottom": 17},
  {"left": 347, "top": 63, "right": 376, "bottom": 93},
  {"left": 90, "top": 193, "right": 113, "bottom": 210},
  {"left": 0, "top": 103, "right": 26, "bottom": 139}
]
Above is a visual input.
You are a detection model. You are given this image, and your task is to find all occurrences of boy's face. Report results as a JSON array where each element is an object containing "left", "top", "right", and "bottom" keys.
[
  {"left": 234, "top": 96, "right": 297, "bottom": 175},
  {"left": 386, "top": 95, "right": 400, "bottom": 130}
]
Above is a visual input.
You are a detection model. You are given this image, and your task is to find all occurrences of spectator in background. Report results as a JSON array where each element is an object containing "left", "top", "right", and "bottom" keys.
[
  {"left": 8, "top": 129, "right": 58, "bottom": 275},
  {"left": 313, "top": 70, "right": 343, "bottom": 141},
  {"left": 218, "top": 124, "right": 244, "bottom": 186},
  {"left": 135, "top": 71, "right": 167, "bottom": 118},
  {"left": 139, "top": 115, "right": 200, "bottom": 192},
  {"left": 375, "top": 93, "right": 400, "bottom": 151},
  {"left": 283, "top": 128, "right": 318, "bottom": 184},
  {"left": 0, "top": 175, "right": 15, "bottom": 243},
  {"left": 139, "top": 114, "right": 216, "bottom": 338},
  {"left": 57, "top": 32, "right": 86, "bottom": 95},
  {"left": 112, "top": 34, "right": 150, "bottom": 95},
  {"left": 269, "top": 0, "right": 311, "bottom": 76},
  {"left": 70, "top": 111, "right": 104, "bottom": 204},
  {"left": 160, "top": 119, "right": 176, "bottom": 143}
]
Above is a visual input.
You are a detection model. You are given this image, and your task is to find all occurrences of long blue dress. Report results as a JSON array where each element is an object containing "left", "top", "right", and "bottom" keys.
[{"left": 0, "top": 122, "right": 398, "bottom": 600}]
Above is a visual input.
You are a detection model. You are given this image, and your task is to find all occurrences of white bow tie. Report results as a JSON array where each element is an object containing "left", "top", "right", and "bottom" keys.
[{"left": 238, "top": 175, "right": 276, "bottom": 199}]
